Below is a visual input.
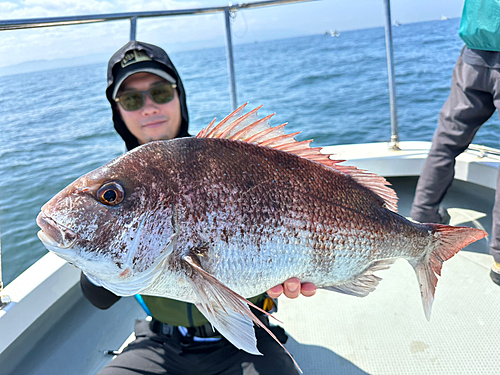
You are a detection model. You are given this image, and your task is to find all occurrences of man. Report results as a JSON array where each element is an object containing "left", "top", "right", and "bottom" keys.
[
  {"left": 81, "top": 40, "right": 316, "bottom": 375},
  {"left": 410, "top": 0, "right": 500, "bottom": 286}
]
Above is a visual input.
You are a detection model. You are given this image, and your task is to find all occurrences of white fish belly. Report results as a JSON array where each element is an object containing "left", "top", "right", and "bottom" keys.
[{"left": 201, "top": 239, "right": 323, "bottom": 298}]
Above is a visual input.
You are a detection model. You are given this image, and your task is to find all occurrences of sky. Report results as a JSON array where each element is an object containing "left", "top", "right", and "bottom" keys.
[{"left": 0, "top": 0, "right": 465, "bottom": 69}]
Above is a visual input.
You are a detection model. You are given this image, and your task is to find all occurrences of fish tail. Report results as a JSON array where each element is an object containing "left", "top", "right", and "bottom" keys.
[{"left": 411, "top": 224, "right": 487, "bottom": 321}]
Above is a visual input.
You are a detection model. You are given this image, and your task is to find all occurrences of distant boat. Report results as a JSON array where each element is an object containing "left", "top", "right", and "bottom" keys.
[
  {"left": 441, "top": 15, "right": 449, "bottom": 21},
  {"left": 394, "top": 20, "right": 401, "bottom": 26},
  {"left": 330, "top": 30, "right": 340, "bottom": 37}
]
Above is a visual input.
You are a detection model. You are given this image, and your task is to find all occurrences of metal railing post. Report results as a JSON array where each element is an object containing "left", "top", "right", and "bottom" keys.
[
  {"left": 383, "top": 0, "right": 400, "bottom": 149},
  {"left": 0, "top": 218, "right": 2, "bottom": 292},
  {"left": 130, "top": 16, "right": 137, "bottom": 41},
  {"left": 0, "top": 217, "right": 10, "bottom": 310},
  {"left": 224, "top": 7, "right": 238, "bottom": 111}
]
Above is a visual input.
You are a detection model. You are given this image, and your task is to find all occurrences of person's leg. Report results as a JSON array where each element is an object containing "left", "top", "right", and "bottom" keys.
[
  {"left": 488, "top": 150, "right": 500, "bottom": 285},
  {"left": 97, "top": 336, "right": 169, "bottom": 375},
  {"left": 178, "top": 323, "right": 298, "bottom": 375},
  {"left": 487, "top": 66, "right": 500, "bottom": 284},
  {"left": 490, "top": 168, "right": 500, "bottom": 262},
  {"left": 97, "top": 318, "right": 298, "bottom": 375},
  {"left": 490, "top": 134, "right": 500, "bottom": 285},
  {"left": 411, "top": 53, "right": 496, "bottom": 223},
  {"left": 97, "top": 320, "right": 186, "bottom": 375},
  {"left": 244, "top": 325, "right": 299, "bottom": 375},
  {"left": 207, "top": 325, "right": 298, "bottom": 375}
]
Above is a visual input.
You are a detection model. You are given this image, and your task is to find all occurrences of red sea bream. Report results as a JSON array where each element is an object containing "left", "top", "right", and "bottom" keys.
[{"left": 36, "top": 104, "right": 487, "bottom": 369}]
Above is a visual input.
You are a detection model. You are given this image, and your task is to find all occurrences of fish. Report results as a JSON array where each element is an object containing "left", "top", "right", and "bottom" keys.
[{"left": 36, "top": 103, "right": 487, "bottom": 370}]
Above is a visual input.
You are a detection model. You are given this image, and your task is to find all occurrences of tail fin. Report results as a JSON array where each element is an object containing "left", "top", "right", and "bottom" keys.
[{"left": 411, "top": 224, "right": 487, "bottom": 320}]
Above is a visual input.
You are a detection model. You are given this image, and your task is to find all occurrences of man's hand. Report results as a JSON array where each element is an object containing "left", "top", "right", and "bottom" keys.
[{"left": 266, "top": 277, "right": 316, "bottom": 299}]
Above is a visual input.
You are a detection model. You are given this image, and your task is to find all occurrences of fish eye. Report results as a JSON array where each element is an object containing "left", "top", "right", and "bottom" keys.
[{"left": 97, "top": 182, "right": 125, "bottom": 206}]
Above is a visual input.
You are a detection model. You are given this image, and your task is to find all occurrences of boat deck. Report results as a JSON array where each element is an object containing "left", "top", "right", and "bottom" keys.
[{"left": 275, "top": 176, "right": 498, "bottom": 375}]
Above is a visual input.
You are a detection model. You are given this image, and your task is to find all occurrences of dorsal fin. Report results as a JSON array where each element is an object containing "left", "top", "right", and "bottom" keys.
[{"left": 197, "top": 104, "right": 398, "bottom": 212}]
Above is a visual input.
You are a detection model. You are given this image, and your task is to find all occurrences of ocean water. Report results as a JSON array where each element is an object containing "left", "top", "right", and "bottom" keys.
[{"left": 0, "top": 18, "right": 498, "bottom": 286}]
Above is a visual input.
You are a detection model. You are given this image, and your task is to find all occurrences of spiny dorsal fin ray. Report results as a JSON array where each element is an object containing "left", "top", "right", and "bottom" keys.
[{"left": 197, "top": 105, "right": 398, "bottom": 212}]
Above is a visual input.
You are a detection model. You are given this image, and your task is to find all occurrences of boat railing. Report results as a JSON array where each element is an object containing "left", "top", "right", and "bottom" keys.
[
  {"left": 0, "top": 218, "right": 9, "bottom": 310},
  {"left": 468, "top": 144, "right": 500, "bottom": 159},
  {"left": 0, "top": 220, "right": 2, "bottom": 292},
  {"left": 0, "top": 0, "right": 402, "bottom": 309},
  {"left": 383, "top": 0, "right": 399, "bottom": 149}
]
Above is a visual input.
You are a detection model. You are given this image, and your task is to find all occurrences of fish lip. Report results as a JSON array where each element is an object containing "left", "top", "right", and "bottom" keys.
[{"left": 36, "top": 211, "right": 77, "bottom": 249}]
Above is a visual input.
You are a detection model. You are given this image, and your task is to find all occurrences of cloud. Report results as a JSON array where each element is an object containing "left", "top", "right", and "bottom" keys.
[
  {"left": 0, "top": 2, "right": 18, "bottom": 12},
  {"left": 2, "top": 0, "right": 112, "bottom": 18},
  {"left": 113, "top": 0, "right": 199, "bottom": 12},
  {"left": 0, "top": 0, "right": 202, "bottom": 19},
  {"left": 0, "top": 0, "right": 217, "bottom": 68}
]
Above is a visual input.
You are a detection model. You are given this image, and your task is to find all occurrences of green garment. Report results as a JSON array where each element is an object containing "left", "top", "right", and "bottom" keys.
[
  {"left": 459, "top": 0, "right": 500, "bottom": 51},
  {"left": 142, "top": 294, "right": 268, "bottom": 327}
]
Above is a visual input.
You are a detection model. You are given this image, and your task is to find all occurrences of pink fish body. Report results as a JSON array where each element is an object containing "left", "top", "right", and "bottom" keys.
[{"left": 36, "top": 104, "right": 487, "bottom": 369}]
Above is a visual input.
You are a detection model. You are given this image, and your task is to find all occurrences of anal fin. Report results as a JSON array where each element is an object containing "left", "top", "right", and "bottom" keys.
[{"left": 322, "top": 259, "right": 395, "bottom": 297}]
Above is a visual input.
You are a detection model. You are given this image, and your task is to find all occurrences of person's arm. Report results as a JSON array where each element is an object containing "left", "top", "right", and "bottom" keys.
[
  {"left": 267, "top": 278, "right": 316, "bottom": 299},
  {"left": 80, "top": 272, "right": 121, "bottom": 309}
]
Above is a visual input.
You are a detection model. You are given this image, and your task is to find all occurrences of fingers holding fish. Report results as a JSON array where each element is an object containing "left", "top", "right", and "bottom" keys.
[
  {"left": 299, "top": 282, "right": 317, "bottom": 297},
  {"left": 266, "top": 278, "right": 317, "bottom": 299}
]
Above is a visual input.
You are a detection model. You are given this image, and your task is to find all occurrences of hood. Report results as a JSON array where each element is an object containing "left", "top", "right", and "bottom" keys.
[{"left": 106, "top": 40, "right": 190, "bottom": 151}]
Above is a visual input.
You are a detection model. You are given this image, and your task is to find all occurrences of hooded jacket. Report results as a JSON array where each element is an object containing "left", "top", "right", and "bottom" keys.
[{"left": 106, "top": 40, "right": 190, "bottom": 151}]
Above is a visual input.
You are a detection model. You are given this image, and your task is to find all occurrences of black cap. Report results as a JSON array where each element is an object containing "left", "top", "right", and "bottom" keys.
[{"left": 111, "top": 50, "right": 176, "bottom": 99}]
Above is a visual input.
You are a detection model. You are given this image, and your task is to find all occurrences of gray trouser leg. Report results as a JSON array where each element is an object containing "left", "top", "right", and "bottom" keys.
[
  {"left": 491, "top": 170, "right": 500, "bottom": 263},
  {"left": 411, "top": 51, "right": 500, "bottom": 262},
  {"left": 411, "top": 52, "right": 496, "bottom": 223},
  {"left": 489, "top": 64, "right": 500, "bottom": 263}
]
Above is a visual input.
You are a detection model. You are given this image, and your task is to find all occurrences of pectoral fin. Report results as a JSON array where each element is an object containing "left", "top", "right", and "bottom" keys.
[
  {"left": 183, "top": 254, "right": 301, "bottom": 373},
  {"left": 195, "top": 301, "right": 261, "bottom": 355}
]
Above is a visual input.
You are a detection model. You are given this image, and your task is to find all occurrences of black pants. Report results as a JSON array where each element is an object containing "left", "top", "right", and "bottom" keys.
[{"left": 97, "top": 319, "right": 299, "bottom": 375}]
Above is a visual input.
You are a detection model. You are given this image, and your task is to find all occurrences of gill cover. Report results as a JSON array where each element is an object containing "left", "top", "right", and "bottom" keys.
[{"left": 87, "top": 208, "right": 180, "bottom": 296}]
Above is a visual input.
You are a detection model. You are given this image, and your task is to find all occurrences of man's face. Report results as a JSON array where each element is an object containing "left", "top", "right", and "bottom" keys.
[{"left": 116, "top": 72, "right": 182, "bottom": 145}]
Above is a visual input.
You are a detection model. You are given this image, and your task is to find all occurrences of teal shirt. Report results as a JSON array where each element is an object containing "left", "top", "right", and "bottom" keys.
[{"left": 459, "top": 0, "right": 500, "bottom": 51}]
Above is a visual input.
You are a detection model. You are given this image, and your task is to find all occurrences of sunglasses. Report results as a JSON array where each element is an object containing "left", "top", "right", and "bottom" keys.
[{"left": 115, "top": 82, "right": 177, "bottom": 112}]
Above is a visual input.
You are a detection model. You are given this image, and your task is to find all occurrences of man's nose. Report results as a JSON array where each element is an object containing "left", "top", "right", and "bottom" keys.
[{"left": 142, "top": 94, "right": 159, "bottom": 115}]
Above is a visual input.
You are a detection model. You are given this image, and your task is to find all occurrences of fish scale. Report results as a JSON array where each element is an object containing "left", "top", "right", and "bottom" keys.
[
  {"left": 36, "top": 104, "right": 487, "bottom": 372},
  {"left": 182, "top": 153, "right": 380, "bottom": 284}
]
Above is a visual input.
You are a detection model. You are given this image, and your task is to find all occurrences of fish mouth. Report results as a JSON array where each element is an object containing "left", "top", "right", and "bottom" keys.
[{"left": 36, "top": 212, "right": 77, "bottom": 250}]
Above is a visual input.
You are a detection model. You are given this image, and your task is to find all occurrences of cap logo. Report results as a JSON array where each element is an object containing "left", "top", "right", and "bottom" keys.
[{"left": 121, "top": 50, "right": 152, "bottom": 68}]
